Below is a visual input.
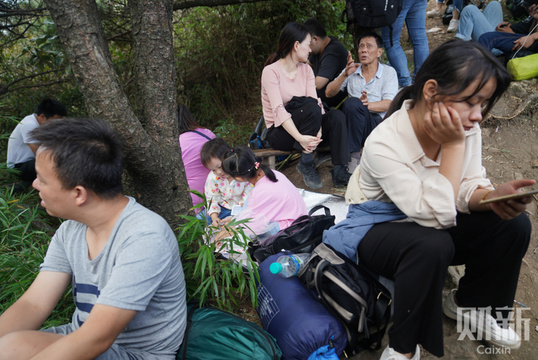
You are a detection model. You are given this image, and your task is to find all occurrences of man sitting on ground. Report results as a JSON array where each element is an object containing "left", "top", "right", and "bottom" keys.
[
  {"left": 6, "top": 98, "right": 67, "bottom": 192},
  {"left": 326, "top": 32, "right": 398, "bottom": 172},
  {"left": 304, "top": 18, "right": 348, "bottom": 108},
  {"left": 0, "top": 118, "right": 187, "bottom": 360},
  {"left": 479, "top": 1, "right": 538, "bottom": 58}
]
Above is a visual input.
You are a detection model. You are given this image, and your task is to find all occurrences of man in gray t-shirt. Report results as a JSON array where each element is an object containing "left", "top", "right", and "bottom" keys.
[{"left": 0, "top": 118, "right": 186, "bottom": 360}]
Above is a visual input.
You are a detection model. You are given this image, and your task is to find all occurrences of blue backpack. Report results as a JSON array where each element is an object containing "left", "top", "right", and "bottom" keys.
[{"left": 248, "top": 116, "right": 270, "bottom": 150}]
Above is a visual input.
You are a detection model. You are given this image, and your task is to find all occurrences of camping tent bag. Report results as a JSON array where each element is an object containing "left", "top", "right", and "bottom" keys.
[{"left": 177, "top": 303, "right": 281, "bottom": 360}]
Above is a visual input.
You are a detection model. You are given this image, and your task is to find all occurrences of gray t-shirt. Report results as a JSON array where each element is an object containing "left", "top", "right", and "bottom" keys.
[{"left": 40, "top": 197, "right": 186, "bottom": 359}]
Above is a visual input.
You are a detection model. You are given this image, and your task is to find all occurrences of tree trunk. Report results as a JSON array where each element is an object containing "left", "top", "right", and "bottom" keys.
[{"left": 43, "top": 0, "right": 193, "bottom": 227}]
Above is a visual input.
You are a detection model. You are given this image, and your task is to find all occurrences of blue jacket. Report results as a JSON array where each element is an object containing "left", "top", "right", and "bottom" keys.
[{"left": 322, "top": 201, "right": 406, "bottom": 262}]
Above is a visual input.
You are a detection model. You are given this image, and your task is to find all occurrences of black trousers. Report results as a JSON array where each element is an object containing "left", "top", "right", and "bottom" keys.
[
  {"left": 357, "top": 211, "right": 531, "bottom": 357},
  {"left": 267, "top": 103, "right": 349, "bottom": 166},
  {"left": 13, "top": 158, "right": 36, "bottom": 185},
  {"left": 342, "top": 97, "right": 382, "bottom": 153}
]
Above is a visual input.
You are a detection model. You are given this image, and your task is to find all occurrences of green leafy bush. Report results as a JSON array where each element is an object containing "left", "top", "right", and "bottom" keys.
[
  {"left": 0, "top": 186, "right": 73, "bottom": 327},
  {"left": 177, "top": 192, "right": 259, "bottom": 312}
]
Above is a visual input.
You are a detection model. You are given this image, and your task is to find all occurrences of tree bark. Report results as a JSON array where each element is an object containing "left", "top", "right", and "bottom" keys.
[{"left": 43, "top": 0, "right": 192, "bottom": 227}]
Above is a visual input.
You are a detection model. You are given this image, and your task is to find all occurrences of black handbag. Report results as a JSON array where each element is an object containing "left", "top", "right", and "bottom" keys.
[{"left": 248, "top": 205, "right": 335, "bottom": 264}]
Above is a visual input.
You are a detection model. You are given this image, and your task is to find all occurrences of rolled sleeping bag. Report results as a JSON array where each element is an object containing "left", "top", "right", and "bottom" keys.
[{"left": 256, "top": 252, "right": 347, "bottom": 359}]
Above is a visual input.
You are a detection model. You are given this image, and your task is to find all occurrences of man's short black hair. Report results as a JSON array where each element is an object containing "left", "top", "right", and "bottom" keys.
[
  {"left": 304, "top": 18, "right": 327, "bottom": 38},
  {"left": 358, "top": 32, "right": 384, "bottom": 49},
  {"left": 30, "top": 118, "right": 124, "bottom": 198},
  {"left": 36, "top": 98, "right": 67, "bottom": 118}
]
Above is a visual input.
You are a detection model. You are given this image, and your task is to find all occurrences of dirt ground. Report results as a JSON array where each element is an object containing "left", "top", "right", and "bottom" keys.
[{"left": 275, "top": 3, "right": 538, "bottom": 359}]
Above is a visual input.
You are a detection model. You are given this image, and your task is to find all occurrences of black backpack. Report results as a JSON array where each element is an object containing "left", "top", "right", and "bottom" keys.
[
  {"left": 506, "top": 0, "right": 532, "bottom": 20},
  {"left": 248, "top": 115, "right": 270, "bottom": 150},
  {"left": 342, "top": 0, "right": 402, "bottom": 29},
  {"left": 298, "top": 243, "right": 392, "bottom": 357},
  {"left": 341, "top": 0, "right": 402, "bottom": 46}
]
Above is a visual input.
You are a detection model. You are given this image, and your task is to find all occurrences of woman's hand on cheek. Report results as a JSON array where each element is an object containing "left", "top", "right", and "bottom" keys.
[{"left": 424, "top": 102, "right": 465, "bottom": 146}]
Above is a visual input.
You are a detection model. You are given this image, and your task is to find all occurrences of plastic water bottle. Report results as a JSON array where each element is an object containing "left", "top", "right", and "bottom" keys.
[{"left": 270, "top": 253, "right": 310, "bottom": 278}]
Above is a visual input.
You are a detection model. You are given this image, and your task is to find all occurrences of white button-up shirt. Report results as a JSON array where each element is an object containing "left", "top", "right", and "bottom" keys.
[{"left": 346, "top": 100, "right": 493, "bottom": 229}]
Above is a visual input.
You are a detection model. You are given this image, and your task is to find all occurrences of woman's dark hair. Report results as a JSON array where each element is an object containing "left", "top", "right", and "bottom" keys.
[
  {"left": 385, "top": 39, "right": 511, "bottom": 119},
  {"left": 264, "top": 22, "right": 310, "bottom": 67},
  {"left": 222, "top": 146, "right": 277, "bottom": 183},
  {"left": 178, "top": 104, "right": 201, "bottom": 134},
  {"left": 201, "top": 137, "right": 231, "bottom": 167}
]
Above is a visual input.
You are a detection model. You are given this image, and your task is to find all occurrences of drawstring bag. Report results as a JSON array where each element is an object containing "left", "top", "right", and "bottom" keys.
[{"left": 507, "top": 53, "right": 538, "bottom": 81}]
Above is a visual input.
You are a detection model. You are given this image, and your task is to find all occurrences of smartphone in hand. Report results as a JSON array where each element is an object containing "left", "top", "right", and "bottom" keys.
[{"left": 480, "top": 189, "right": 538, "bottom": 205}]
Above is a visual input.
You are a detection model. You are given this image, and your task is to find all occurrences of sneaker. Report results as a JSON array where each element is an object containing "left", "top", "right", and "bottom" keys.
[
  {"left": 443, "top": 289, "right": 521, "bottom": 349},
  {"left": 297, "top": 161, "right": 323, "bottom": 189},
  {"left": 447, "top": 19, "right": 459, "bottom": 33},
  {"left": 330, "top": 166, "right": 351, "bottom": 188},
  {"left": 442, "top": 288, "right": 459, "bottom": 321},
  {"left": 380, "top": 344, "right": 420, "bottom": 360},
  {"left": 426, "top": 9, "right": 442, "bottom": 18}
]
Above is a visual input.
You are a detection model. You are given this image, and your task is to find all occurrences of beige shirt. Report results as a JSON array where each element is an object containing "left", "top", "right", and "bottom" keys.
[{"left": 346, "top": 100, "right": 493, "bottom": 229}]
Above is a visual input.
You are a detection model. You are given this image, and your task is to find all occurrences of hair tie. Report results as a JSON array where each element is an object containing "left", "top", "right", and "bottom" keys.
[{"left": 254, "top": 162, "right": 260, "bottom": 170}]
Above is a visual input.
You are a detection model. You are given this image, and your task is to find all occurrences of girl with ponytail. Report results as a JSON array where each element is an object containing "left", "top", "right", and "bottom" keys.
[{"left": 214, "top": 146, "right": 306, "bottom": 241}]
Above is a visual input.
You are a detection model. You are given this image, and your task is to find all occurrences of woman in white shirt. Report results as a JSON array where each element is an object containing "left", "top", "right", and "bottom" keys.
[{"left": 350, "top": 40, "right": 534, "bottom": 360}]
